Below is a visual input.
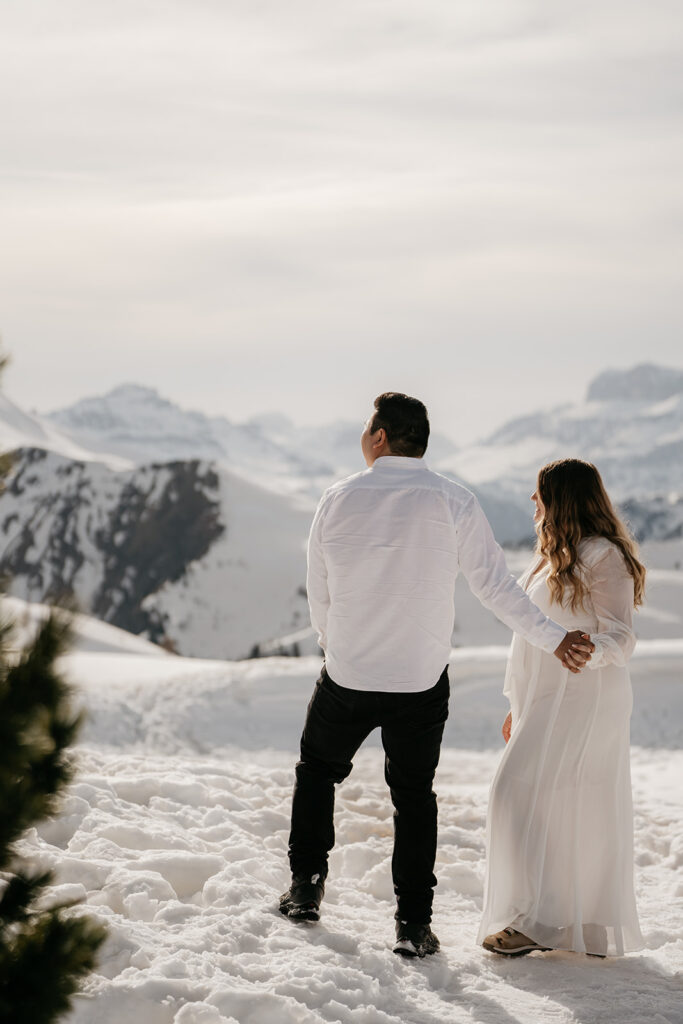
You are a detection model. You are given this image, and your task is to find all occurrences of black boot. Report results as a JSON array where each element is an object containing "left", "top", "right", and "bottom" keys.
[
  {"left": 279, "top": 873, "right": 325, "bottom": 922},
  {"left": 393, "top": 920, "right": 440, "bottom": 958}
]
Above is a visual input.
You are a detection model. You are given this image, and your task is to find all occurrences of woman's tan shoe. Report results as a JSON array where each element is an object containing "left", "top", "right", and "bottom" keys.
[{"left": 482, "top": 926, "right": 552, "bottom": 956}]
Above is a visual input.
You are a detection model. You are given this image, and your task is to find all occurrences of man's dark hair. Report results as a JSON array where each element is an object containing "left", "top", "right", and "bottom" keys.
[{"left": 370, "top": 392, "right": 430, "bottom": 457}]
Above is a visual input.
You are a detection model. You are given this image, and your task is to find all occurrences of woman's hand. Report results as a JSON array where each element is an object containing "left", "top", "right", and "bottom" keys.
[
  {"left": 502, "top": 711, "right": 512, "bottom": 744},
  {"left": 554, "top": 630, "right": 595, "bottom": 672}
]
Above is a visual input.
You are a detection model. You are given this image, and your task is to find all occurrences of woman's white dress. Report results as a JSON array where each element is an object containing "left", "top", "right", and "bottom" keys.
[{"left": 477, "top": 537, "right": 644, "bottom": 956}]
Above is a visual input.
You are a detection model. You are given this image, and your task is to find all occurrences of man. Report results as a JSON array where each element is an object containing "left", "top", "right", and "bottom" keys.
[{"left": 279, "top": 393, "right": 593, "bottom": 958}]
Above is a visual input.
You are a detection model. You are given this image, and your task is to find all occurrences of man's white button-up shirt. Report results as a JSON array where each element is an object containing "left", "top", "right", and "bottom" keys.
[{"left": 306, "top": 455, "right": 566, "bottom": 692}]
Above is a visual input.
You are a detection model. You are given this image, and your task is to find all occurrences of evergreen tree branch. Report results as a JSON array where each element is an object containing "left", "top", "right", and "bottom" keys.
[
  {"left": 0, "top": 594, "right": 108, "bottom": 1021},
  {"left": 0, "top": 869, "right": 53, "bottom": 931},
  {"left": 0, "top": 614, "right": 81, "bottom": 856},
  {"left": 0, "top": 909, "right": 107, "bottom": 1024}
]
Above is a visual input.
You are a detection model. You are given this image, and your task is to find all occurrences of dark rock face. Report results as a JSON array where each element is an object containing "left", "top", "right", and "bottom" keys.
[
  {"left": 2, "top": 448, "right": 88, "bottom": 599},
  {"left": 0, "top": 449, "right": 224, "bottom": 644},
  {"left": 92, "top": 461, "right": 224, "bottom": 640}
]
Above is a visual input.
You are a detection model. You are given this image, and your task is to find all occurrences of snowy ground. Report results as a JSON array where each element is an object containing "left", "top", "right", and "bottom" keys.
[{"left": 12, "top": 629, "right": 682, "bottom": 1024}]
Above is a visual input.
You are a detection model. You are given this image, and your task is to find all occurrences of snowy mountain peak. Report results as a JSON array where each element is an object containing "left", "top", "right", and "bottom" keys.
[
  {"left": 105, "top": 382, "right": 165, "bottom": 403},
  {"left": 47, "top": 382, "right": 233, "bottom": 465},
  {"left": 587, "top": 364, "right": 683, "bottom": 403},
  {"left": 45, "top": 385, "right": 333, "bottom": 485},
  {"left": 49, "top": 382, "right": 182, "bottom": 431}
]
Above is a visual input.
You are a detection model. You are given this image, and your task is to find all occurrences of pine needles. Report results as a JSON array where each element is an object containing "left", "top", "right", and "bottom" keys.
[{"left": 0, "top": 612, "right": 107, "bottom": 1023}]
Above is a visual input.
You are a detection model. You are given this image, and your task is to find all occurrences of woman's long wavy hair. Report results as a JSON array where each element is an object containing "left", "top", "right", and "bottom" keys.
[{"left": 535, "top": 458, "right": 646, "bottom": 610}]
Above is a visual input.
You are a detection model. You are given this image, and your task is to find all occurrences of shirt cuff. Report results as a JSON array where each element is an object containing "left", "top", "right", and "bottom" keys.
[
  {"left": 586, "top": 637, "right": 605, "bottom": 669},
  {"left": 538, "top": 620, "right": 567, "bottom": 655}
]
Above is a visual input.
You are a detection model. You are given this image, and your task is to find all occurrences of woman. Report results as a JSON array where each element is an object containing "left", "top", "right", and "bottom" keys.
[{"left": 478, "top": 458, "right": 645, "bottom": 958}]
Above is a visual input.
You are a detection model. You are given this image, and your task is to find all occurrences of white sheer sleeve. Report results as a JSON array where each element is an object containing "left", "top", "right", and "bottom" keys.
[{"left": 585, "top": 544, "right": 637, "bottom": 670}]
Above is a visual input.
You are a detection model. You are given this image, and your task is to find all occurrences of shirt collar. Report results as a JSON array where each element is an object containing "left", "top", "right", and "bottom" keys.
[{"left": 370, "top": 456, "right": 428, "bottom": 471}]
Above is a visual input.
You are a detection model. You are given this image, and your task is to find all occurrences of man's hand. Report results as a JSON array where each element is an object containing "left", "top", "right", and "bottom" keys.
[
  {"left": 502, "top": 711, "right": 512, "bottom": 744},
  {"left": 553, "top": 630, "right": 594, "bottom": 673}
]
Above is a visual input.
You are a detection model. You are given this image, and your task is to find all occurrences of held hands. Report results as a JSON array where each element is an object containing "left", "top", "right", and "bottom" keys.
[{"left": 553, "top": 630, "right": 595, "bottom": 673}]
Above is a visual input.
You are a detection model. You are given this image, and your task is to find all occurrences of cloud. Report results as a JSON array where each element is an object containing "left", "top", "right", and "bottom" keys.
[{"left": 2, "top": 1, "right": 682, "bottom": 437}]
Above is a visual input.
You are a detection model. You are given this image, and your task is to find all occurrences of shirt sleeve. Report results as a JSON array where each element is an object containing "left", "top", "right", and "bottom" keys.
[
  {"left": 456, "top": 495, "right": 567, "bottom": 654},
  {"left": 584, "top": 545, "right": 637, "bottom": 669},
  {"left": 306, "top": 495, "right": 331, "bottom": 651}
]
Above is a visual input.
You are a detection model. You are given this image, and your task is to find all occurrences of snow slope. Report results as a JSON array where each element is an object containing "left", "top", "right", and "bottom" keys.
[
  {"left": 12, "top": 637, "right": 682, "bottom": 1024},
  {"left": 2, "top": 595, "right": 168, "bottom": 657},
  {"left": 147, "top": 470, "right": 313, "bottom": 659}
]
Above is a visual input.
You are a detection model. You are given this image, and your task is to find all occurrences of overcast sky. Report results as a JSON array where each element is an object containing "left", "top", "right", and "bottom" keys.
[{"left": 2, "top": 0, "right": 682, "bottom": 443}]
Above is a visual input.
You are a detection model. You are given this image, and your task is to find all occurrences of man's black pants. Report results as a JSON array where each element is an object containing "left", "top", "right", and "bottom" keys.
[{"left": 288, "top": 664, "right": 450, "bottom": 924}]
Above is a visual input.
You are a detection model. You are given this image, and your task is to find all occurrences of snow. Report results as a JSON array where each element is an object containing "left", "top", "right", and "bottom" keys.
[
  {"left": 8, "top": 628, "right": 680, "bottom": 1024},
  {"left": 3, "top": 596, "right": 168, "bottom": 656},
  {"left": 3, "top": 365, "right": 683, "bottom": 1020},
  {"left": 147, "top": 471, "right": 312, "bottom": 660}
]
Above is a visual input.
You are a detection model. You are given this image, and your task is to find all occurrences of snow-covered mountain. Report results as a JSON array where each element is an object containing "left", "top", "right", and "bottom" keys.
[
  {"left": 0, "top": 388, "right": 527, "bottom": 658},
  {"left": 1, "top": 363, "right": 681, "bottom": 658},
  {"left": 46, "top": 383, "right": 459, "bottom": 496},
  {"left": 43, "top": 367, "right": 683, "bottom": 542},
  {"left": 0, "top": 447, "right": 311, "bottom": 659},
  {"left": 41, "top": 383, "right": 526, "bottom": 541},
  {"left": 46, "top": 384, "right": 332, "bottom": 494},
  {"left": 436, "top": 363, "right": 683, "bottom": 541},
  {"left": 587, "top": 363, "right": 683, "bottom": 403}
]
